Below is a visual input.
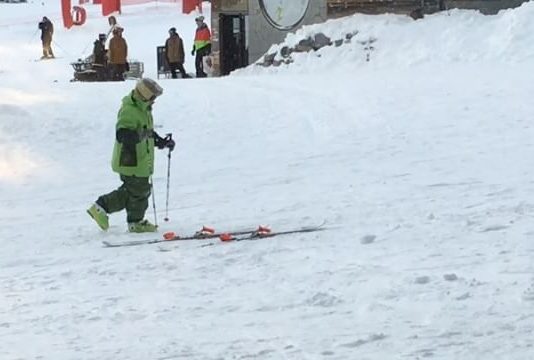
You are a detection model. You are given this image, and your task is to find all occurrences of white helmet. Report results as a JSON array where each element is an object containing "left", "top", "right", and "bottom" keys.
[{"left": 135, "top": 78, "right": 163, "bottom": 101}]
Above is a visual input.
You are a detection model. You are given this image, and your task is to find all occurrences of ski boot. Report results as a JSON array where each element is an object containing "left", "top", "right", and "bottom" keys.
[
  {"left": 128, "top": 219, "right": 158, "bottom": 233},
  {"left": 87, "top": 203, "right": 109, "bottom": 230}
]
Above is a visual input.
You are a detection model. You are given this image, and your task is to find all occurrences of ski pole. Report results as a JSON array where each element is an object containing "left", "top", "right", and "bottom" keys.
[
  {"left": 28, "top": 27, "right": 39, "bottom": 44},
  {"left": 52, "top": 40, "right": 72, "bottom": 57},
  {"left": 79, "top": 40, "right": 93, "bottom": 59},
  {"left": 150, "top": 176, "right": 158, "bottom": 228},
  {"left": 164, "top": 134, "right": 172, "bottom": 222}
]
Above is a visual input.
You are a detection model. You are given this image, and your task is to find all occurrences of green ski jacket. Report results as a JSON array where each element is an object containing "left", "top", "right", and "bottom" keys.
[{"left": 111, "top": 92, "right": 155, "bottom": 177}]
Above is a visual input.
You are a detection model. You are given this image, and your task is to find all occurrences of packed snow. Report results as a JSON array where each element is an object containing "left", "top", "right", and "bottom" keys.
[{"left": 1, "top": 1, "right": 534, "bottom": 359}]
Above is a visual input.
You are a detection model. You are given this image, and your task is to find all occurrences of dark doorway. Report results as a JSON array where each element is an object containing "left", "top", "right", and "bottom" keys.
[{"left": 220, "top": 14, "right": 248, "bottom": 76}]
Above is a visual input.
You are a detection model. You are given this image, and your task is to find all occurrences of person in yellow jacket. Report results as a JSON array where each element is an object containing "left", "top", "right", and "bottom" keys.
[{"left": 108, "top": 27, "right": 128, "bottom": 81}]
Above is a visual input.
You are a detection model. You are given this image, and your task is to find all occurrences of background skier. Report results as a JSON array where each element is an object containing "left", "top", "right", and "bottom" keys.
[
  {"left": 38, "top": 16, "right": 54, "bottom": 59},
  {"left": 87, "top": 78, "right": 175, "bottom": 233}
]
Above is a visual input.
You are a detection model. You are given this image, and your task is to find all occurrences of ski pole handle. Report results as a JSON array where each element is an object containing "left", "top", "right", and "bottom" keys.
[{"left": 165, "top": 133, "right": 174, "bottom": 154}]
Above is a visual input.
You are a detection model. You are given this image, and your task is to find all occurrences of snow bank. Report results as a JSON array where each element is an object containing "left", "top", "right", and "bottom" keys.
[{"left": 237, "top": 1, "right": 534, "bottom": 75}]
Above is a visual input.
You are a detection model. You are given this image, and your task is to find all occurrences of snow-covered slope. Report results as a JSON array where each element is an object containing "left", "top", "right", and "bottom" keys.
[{"left": 1, "top": 2, "right": 534, "bottom": 359}]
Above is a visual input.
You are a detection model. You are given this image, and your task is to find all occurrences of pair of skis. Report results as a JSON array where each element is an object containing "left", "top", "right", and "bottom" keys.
[{"left": 102, "top": 222, "right": 326, "bottom": 248}]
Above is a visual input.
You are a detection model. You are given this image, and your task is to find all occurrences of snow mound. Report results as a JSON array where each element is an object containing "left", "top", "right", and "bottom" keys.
[{"left": 236, "top": 2, "right": 534, "bottom": 75}]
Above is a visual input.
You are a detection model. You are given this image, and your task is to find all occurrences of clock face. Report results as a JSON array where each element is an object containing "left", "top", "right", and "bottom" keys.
[{"left": 259, "top": 0, "right": 310, "bottom": 30}]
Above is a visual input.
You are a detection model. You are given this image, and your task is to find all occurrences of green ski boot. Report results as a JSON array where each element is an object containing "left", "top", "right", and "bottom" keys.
[
  {"left": 128, "top": 219, "right": 158, "bottom": 233},
  {"left": 87, "top": 203, "right": 109, "bottom": 231}
]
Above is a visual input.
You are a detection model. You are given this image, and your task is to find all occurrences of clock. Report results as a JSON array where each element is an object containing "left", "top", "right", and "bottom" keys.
[{"left": 259, "top": 0, "right": 310, "bottom": 30}]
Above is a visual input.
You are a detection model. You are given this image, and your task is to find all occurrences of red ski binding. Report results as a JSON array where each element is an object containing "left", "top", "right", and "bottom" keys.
[
  {"left": 219, "top": 233, "right": 234, "bottom": 242},
  {"left": 195, "top": 225, "right": 216, "bottom": 238},
  {"left": 163, "top": 231, "right": 177, "bottom": 240}
]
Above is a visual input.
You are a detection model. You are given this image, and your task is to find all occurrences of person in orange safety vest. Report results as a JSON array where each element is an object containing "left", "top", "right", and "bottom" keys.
[{"left": 191, "top": 16, "right": 211, "bottom": 78}]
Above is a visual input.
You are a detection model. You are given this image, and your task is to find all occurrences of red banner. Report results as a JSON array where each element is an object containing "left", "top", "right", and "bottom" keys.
[
  {"left": 72, "top": 6, "right": 87, "bottom": 25},
  {"left": 183, "top": 0, "right": 202, "bottom": 14},
  {"left": 102, "top": 0, "right": 121, "bottom": 16},
  {"left": 61, "top": 0, "right": 74, "bottom": 28}
]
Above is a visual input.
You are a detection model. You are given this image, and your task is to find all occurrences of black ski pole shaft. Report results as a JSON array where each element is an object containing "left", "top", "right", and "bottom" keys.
[
  {"left": 150, "top": 176, "right": 158, "bottom": 228},
  {"left": 164, "top": 135, "right": 172, "bottom": 221}
]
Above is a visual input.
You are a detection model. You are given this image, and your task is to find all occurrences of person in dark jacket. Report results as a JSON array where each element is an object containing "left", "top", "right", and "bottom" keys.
[
  {"left": 92, "top": 33, "right": 108, "bottom": 81},
  {"left": 38, "top": 16, "right": 54, "bottom": 59},
  {"left": 164, "top": 27, "right": 190, "bottom": 79}
]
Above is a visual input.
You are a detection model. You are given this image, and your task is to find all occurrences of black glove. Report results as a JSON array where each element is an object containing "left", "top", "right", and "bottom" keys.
[
  {"left": 154, "top": 132, "right": 175, "bottom": 151},
  {"left": 166, "top": 137, "right": 175, "bottom": 151},
  {"left": 191, "top": 46, "right": 195, "bottom": 56},
  {"left": 153, "top": 131, "right": 166, "bottom": 149}
]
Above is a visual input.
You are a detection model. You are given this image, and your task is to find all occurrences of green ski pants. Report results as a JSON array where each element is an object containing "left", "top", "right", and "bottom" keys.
[{"left": 97, "top": 175, "right": 151, "bottom": 223}]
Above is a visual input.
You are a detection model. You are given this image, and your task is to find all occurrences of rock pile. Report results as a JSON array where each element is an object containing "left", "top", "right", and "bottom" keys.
[{"left": 258, "top": 31, "right": 359, "bottom": 67}]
